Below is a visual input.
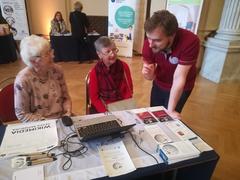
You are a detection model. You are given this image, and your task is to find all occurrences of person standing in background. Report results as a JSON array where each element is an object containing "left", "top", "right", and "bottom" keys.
[
  {"left": 0, "top": 12, "right": 19, "bottom": 54},
  {"left": 142, "top": 10, "right": 200, "bottom": 119},
  {"left": 69, "top": 1, "right": 90, "bottom": 62}
]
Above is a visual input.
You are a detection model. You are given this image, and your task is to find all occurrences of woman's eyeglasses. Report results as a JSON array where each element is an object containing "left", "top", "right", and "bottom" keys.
[
  {"left": 101, "top": 48, "right": 119, "bottom": 56},
  {"left": 32, "top": 49, "right": 54, "bottom": 59}
]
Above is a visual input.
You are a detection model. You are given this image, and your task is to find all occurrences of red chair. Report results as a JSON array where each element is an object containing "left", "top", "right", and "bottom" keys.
[
  {"left": 0, "top": 78, "right": 17, "bottom": 123},
  {"left": 85, "top": 73, "right": 98, "bottom": 115}
]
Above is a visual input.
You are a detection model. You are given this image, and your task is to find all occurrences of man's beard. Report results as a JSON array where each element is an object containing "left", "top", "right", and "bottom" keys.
[
  {"left": 152, "top": 47, "right": 161, "bottom": 53},
  {"left": 151, "top": 42, "right": 170, "bottom": 54}
]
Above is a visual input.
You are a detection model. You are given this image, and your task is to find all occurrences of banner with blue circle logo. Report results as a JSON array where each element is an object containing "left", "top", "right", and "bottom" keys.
[{"left": 108, "top": 0, "right": 136, "bottom": 57}]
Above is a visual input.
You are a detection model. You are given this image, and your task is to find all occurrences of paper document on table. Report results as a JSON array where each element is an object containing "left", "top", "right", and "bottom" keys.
[
  {"left": 12, "top": 165, "right": 44, "bottom": 180},
  {"left": 0, "top": 120, "right": 58, "bottom": 158},
  {"left": 190, "top": 137, "right": 213, "bottom": 152},
  {"left": 131, "top": 108, "right": 158, "bottom": 125},
  {"left": 159, "top": 140, "right": 200, "bottom": 164},
  {"left": 99, "top": 140, "right": 136, "bottom": 177},
  {"left": 145, "top": 124, "right": 172, "bottom": 144},
  {"left": 165, "top": 120, "right": 197, "bottom": 140}
]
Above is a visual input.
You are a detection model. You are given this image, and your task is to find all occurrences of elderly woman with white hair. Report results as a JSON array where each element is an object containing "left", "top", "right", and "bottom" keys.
[{"left": 14, "top": 35, "right": 72, "bottom": 122}]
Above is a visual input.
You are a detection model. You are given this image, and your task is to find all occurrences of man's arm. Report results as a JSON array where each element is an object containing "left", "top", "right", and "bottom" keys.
[{"left": 167, "top": 64, "right": 192, "bottom": 119}]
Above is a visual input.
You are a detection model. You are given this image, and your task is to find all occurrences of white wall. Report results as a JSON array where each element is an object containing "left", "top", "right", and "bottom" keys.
[
  {"left": 150, "top": 0, "right": 166, "bottom": 16},
  {"left": 70, "top": 0, "right": 108, "bottom": 16},
  {"left": 27, "top": 0, "right": 68, "bottom": 35}
]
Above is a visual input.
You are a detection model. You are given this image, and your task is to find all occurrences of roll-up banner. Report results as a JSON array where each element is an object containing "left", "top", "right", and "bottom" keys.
[
  {"left": 0, "top": 0, "right": 29, "bottom": 40},
  {"left": 108, "top": 0, "right": 136, "bottom": 57},
  {"left": 167, "top": 0, "right": 203, "bottom": 34}
]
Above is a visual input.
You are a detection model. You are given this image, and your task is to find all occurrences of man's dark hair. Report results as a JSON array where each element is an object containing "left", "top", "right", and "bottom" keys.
[{"left": 144, "top": 10, "right": 178, "bottom": 36}]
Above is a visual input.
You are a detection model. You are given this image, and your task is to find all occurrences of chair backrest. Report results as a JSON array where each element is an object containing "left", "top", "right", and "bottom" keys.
[
  {"left": 85, "top": 73, "right": 91, "bottom": 115},
  {"left": 0, "top": 77, "right": 17, "bottom": 123},
  {"left": 85, "top": 72, "right": 98, "bottom": 115}
]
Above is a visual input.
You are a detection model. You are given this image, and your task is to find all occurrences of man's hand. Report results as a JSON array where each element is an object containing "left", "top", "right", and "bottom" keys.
[
  {"left": 166, "top": 110, "right": 182, "bottom": 119},
  {"left": 142, "top": 63, "right": 155, "bottom": 80}
]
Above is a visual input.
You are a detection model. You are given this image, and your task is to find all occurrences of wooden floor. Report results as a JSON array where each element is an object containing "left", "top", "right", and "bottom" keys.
[{"left": 0, "top": 56, "right": 239, "bottom": 180}]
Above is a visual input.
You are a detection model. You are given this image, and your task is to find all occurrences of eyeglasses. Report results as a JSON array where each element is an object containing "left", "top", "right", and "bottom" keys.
[
  {"left": 101, "top": 48, "right": 119, "bottom": 56},
  {"left": 31, "top": 49, "right": 53, "bottom": 59}
]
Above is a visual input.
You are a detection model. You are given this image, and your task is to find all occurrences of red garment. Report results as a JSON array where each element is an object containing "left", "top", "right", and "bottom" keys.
[
  {"left": 95, "top": 60, "right": 124, "bottom": 101},
  {"left": 89, "top": 60, "right": 133, "bottom": 113},
  {"left": 142, "top": 28, "right": 200, "bottom": 90}
]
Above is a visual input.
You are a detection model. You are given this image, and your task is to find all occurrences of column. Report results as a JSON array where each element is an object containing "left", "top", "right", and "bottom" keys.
[
  {"left": 200, "top": 0, "right": 240, "bottom": 83},
  {"left": 215, "top": 0, "right": 240, "bottom": 40}
]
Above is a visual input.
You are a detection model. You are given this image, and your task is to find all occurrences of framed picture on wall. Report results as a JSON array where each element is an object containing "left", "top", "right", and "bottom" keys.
[{"left": 166, "top": 0, "right": 204, "bottom": 34}]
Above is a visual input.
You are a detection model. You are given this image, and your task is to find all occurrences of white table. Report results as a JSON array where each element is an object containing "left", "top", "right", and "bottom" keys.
[{"left": 0, "top": 107, "right": 219, "bottom": 180}]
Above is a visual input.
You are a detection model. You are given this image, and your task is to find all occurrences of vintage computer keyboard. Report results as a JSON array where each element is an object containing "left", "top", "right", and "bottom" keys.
[{"left": 73, "top": 115, "right": 135, "bottom": 141}]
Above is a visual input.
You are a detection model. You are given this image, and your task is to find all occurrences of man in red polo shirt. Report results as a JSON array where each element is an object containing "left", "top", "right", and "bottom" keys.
[{"left": 142, "top": 10, "right": 200, "bottom": 119}]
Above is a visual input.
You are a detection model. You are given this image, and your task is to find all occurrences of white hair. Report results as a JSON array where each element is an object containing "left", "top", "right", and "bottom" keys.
[
  {"left": 74, "top": 1, "right": 83, "bottom": 11},
  {"left": 20, "top": 35, "right": 50, "bottom": 67}
]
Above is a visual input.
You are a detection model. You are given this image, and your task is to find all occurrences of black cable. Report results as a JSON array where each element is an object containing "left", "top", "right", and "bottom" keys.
[
  {"left": 62, "top": 153, "right": 72, "bottom": 170},
  {"left": 69, "top": 126, "right": 75, "bottom": 133},
  {"left": 65, "top": 132, "right": 76, "bottom": 139},
  {"left": 128, "top": 131, "right": 159, "bottom": 164},
  {"left": 47, "top": 132, "right": 88, "bottom": 170},
  {"left": 64, "top": 135, "right": 88, "bottom": 156}
]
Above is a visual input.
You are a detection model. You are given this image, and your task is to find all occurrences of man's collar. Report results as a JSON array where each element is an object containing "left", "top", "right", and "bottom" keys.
[{"left": 162, "top": 48, "right": 172, "bottom": 55}]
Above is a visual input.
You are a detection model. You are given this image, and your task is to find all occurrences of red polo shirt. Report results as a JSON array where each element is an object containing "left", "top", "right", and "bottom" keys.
[{"left": 142, "top": 28, "right": 200, "bottom": 90}]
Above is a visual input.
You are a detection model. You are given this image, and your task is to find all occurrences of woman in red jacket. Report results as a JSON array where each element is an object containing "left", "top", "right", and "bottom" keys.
[{"left": 89, "top": 36, "right": 133, "bottom": 113}]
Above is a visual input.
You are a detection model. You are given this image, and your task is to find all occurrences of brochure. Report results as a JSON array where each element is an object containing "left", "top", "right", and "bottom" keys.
[
  {"left": 12, "top": 165, "right": 44, "bottom": 180},
  {"left": 98, "top": 140, "right": 136, "bottom": 177},
  {"left": 191, "top": 137, "right": 213, "bottom": 152},
  {"left": 165, "top": 120, "right": 197, "bottom": 140},
  {"left": 144, "top": 124, "right": 172, "bottom": 144},
  {"left": 0, "top": 120, "right": 58, "bottom": 158},
  {"left": 151, "top": 110, "right": 174, "bottom": 122},
  {"left": 159, "top": 140, "right": 200, "bottom": 164},
  {"left": 133, "top": 109, "right": 158, "bottom": 125}
]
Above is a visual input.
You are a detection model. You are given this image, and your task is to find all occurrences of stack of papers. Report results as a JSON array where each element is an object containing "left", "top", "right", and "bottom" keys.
[
  {"left": 0, "top": 120, "right": 58, "bottom": 158},
  {"left": 12, "top": 166, "right": 44, "bottom": 180},
  {"left": 88, "top": 32, "right": 100, "bottom": 36},
  {"left": 159, "top": 140, "right": 200, "bottom": 164},
  {"left": 99, "top": 140, "right": 136, "bottom": 177},
  {"left": 145, "top": 124, "right": 172, "bottom": 144}
]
